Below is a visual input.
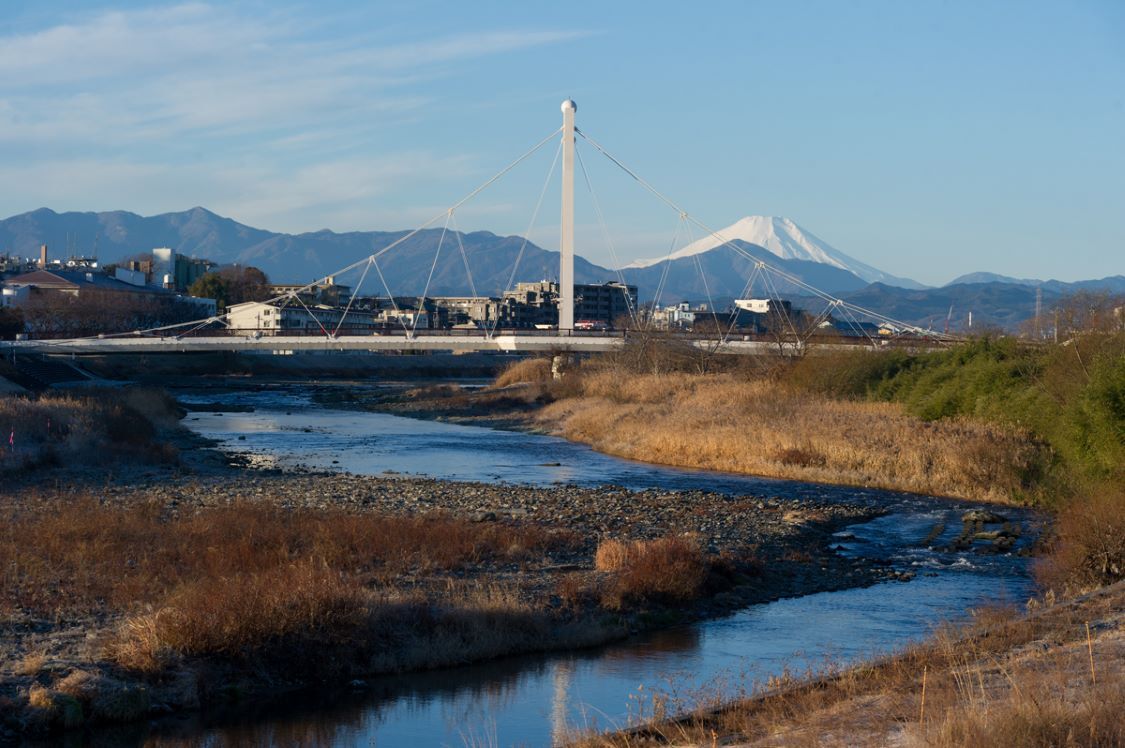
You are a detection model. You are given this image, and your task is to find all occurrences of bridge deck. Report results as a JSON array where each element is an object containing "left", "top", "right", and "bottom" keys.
[{"left": 1, "top": 333, "right": 819, "bottom": 355}]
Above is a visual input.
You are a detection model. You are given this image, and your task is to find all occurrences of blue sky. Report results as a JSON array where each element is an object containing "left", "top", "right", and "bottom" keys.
[{"left": 1, "top": 1, "right": 1122, "bottom": 285}]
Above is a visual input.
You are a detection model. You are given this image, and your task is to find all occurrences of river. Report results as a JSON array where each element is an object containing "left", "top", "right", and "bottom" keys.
[{"left": 147, "top": 382, "right": 1036, "bottom": 747}]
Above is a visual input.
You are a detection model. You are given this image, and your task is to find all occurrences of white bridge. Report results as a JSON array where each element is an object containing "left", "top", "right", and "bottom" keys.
[
  {"left": 2, "top": 332, "right": 831, "bottom": 356},
  {"left": 3, "top": 100, "right": 953, "bottom": 358}
]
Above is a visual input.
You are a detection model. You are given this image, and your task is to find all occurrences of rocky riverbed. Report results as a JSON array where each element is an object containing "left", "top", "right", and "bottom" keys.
[
  {"left": 0, "top": 470, "right": 895, "bottom": 672},
  {"left": 3, "top": 414, "right": 916, "bottom": 743}
]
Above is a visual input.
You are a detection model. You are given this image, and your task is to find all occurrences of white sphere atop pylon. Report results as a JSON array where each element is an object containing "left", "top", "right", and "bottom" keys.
[{"left": 561, "top": 99, "right": 577, "bottom": 113}]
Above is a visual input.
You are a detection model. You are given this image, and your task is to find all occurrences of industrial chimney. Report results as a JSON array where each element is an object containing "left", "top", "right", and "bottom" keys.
[{"left": 39, "top": 244, "right": 48, "bottom": 268}]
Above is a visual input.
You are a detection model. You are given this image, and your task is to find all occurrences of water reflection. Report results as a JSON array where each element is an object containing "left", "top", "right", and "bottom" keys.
[{"left": 71, "top": 631, "right": 703, "bottom": 747}]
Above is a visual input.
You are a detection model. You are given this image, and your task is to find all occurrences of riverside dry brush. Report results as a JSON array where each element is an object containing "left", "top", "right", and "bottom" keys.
[
  {"left": 0, "top": 389, "right": 181, "bottom": 472},
  {"left": 0, "top": 499, "right": 576, "bottom": 620},
  {"left": 539, "top": 370, "right": 1045, "bottom": 502},
  {"left": 594, "top": 536, "right": 710, "bottom": 610}
]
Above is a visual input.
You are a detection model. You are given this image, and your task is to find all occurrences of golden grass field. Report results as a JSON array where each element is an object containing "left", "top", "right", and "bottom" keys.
[{"left": 538, "top": 370, "right": 1044, "bottom": 502}]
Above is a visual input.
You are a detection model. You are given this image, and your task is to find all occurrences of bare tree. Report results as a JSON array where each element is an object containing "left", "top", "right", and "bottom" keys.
[{"left": 20, "top": 290, "right": 204, "bottom": 338}]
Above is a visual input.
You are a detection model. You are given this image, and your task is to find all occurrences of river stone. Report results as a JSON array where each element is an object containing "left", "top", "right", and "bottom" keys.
[{"left": 962, "top": 509, "right": 1006, "bottom": 524}]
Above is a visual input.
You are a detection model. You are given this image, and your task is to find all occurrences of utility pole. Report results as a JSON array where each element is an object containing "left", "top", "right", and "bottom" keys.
[
  {"left": 559, "top": 99, "right": 576, "bottom": 333},
  {"left": 1035, "top": 287, "right": 1042, "bottom": 339}
]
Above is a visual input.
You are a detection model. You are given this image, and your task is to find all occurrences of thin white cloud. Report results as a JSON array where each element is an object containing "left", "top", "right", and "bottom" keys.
[
  {"left": 0, "top": 3, "right": 589, "bottom": 233},
  {"left": 0, "top": 5, "right": 587, "bottom": 143},
  {"left": 0, "top": 4, "right": 264, "bottom": 86}
]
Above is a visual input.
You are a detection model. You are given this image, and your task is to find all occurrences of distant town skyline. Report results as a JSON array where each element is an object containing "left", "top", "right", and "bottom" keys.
[{"left": 1, "top": 1, "right": 1122, "bottom": 286}]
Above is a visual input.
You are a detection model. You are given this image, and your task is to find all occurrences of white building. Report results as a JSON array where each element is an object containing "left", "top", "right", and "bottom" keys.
[
  {"left": 226, "top": 301, "right": 377, "bottom": 335},
  {"left": 734, "top": 299, "right": 773, "bottom": 314}
]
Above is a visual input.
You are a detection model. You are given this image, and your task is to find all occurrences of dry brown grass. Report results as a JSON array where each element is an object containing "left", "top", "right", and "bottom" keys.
[
  {"left": 4, "top": 489, "right": 684, "bottom": 730},
  {"left": 595, "top": 536, "right": 709, "bottom": 610},
  {"left": 26, "top": 685, "right": 84, "bottom": 729},
  {"left": 0, "top": 497, "right": 575, "bottom": 619},
  {"left": 52, "top": 670, "right": 150, "bottom": 723},
  {"left": 925, "top": 674, "right": 1125, "bottom": 748},
  {"left": 541, "top": 371, "right": 1044, "bottom": 502},
  {"left": 109, "top": 561, "right": 369, "bottom": 672},
  {"left": 594, "top": 539, "right": 634, "bottom": 572},
  {"left": 15, "top": 652, "right": 46, "bottom": 676},
  {"left": 0, "top": 389, "right": 180, "bottom": 472},
  {"left": 1037, "top": 481, "right": 1125, "bottom": 594},
  {"left": 0, "top": 493, "right": 601, "bottom": 697},
  {"left": 492, "top": 356, "right": 553, "bottom": 388}
]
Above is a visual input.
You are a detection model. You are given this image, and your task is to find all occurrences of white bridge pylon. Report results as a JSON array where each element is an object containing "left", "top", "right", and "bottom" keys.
[
  {"left": 558, "top": 98, "right": 577, "bottom": 333},
  {"left": 3, "top": 101, "right": 955, "bottom": 356}
]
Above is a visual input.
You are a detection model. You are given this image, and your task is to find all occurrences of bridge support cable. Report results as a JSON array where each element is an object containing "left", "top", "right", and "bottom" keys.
[
  {"left": 579, "top": 125, "right": 850, "bottom": 311},
  {"left": 575, "top": 128, "right": 950, "bottom": 342},
  {"left": 680, "top": 219, "right": 722, "bottom": 344},
  {"left": 447, "top": 211, "right": 482, "bottom": 320},
  {"left": 231, "top": 125, "right": 565, "bottom": 336},
  {"left": 287, "top": 292, "right": 334, "bottom": 339},
  {"left": 173, "top": 315, "right": 221, "bottom": 340},
  {"left": 369, "top": 256, "right": 414, "bottom": 337},
  {"left": 803, "top": 299, "right": 841, "bottom": 344},
  {"left": 333, "top": 257, "right": 375, "bottom": 337},
  {"left": 485, "top": 140, "right": 564, "bottom": 339},
  {"left": 722, "top": 262, "right": 763, "bottom": 343},
  {"left": 313, "top": 126, "right": 562, "bottom": 295},
  {"left": 838, "top": 298, "right": 943, "bottom": 341},
  {"left": 648, "top": 215, "right": 686, "bottom": 330},
  {"left": 412, "top": 212, "right": 452, "bottom": 335},
  {"left": 693, "top": 252, "right": 720, "bottom": 342},
  {"left": 759, "top": 265, "right": 803, "bottom": 345},
  {"left": 574, "top": 143, "right": 639, "bottom": 328},
  {"left": 837, "top": 301, "right": 881, "bottom": 348}
]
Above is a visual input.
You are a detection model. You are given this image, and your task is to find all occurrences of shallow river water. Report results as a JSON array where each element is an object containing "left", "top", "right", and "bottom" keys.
[{"left": 151, "top": 383, "right": 1037, "bottom": 747}]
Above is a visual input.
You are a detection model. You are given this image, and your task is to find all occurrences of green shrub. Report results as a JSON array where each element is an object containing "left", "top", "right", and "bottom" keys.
[{"left": 786, "top": 348, "right": 913, "bottom": 399}]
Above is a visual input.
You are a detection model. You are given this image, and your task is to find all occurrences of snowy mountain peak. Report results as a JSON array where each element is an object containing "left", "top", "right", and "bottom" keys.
[{"left": 622, "top": 215, "right": 925, "bottom": 289}]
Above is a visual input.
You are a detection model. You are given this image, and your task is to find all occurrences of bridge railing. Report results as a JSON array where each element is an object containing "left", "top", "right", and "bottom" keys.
[{"left": 2, "top": 326, "right": 952, "bottom": 350}]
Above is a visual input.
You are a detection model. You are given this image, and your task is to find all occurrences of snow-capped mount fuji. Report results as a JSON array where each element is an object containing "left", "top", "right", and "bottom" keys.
[{"left": 623, "top": 216, "right": 925, "bottom": 290}]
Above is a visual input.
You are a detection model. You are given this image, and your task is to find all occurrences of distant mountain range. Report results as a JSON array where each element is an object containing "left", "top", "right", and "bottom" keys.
[
  {"left": 0, "top": 208, "right": 893, "bottom": 299},
  {"left": 946, "top": 271, "right": 1125, "bottom": 295},
  {"left": 0, "top": 207, "right": 611, "bottom": 297},
  {"left": 828, "top": 282, "right": 1057, "bottom": 333},
  {"left": 1, "top": 207, "right": 1120, "bottom": 331}
]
